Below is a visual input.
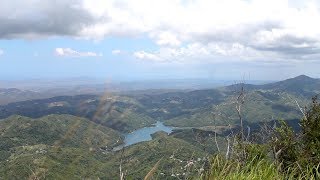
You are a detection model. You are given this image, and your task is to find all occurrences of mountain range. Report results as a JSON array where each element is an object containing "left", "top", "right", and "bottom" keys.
[
  {"left": 1, "top": 75, "right": 316, "bottom": 131},
  {"left": 0, "top": 75, "right": 319, "bottom": 178}
]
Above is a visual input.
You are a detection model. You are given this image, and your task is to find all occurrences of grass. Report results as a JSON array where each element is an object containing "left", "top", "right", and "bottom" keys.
[{"left": 203, "top": 155, "right": 320, "bottom": 180}]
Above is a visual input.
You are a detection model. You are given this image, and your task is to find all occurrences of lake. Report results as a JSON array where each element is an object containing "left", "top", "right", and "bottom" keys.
[{"left": 113, "top": 121, "right": 174, "bottom": 151}]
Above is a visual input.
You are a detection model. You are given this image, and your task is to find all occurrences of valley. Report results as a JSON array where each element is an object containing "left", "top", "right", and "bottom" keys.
[{"left": 0, "top": 75, "right": 318, "bottom": 179}]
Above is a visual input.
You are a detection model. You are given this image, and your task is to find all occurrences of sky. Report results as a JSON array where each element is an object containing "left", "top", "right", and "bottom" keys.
[{"left": 1, "top": 0, "right": 320, "bottom": 81}]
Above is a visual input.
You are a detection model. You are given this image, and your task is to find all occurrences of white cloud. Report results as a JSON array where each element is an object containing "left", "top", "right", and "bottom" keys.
[
  {"left": 1, "top": 0, "right": 320, "bottom": 62},
  {"left": 133, "top": 42, "right": 269, "bottom": 63},
  {"left": 0, "top": 49, "right": 3, "bottom": 56},
  {"left": 133, "top": 51, "right": 162, "bottom": 62},
  {"left": 150, "top": 31, "right": 181, "bottom": 47},
  {"left": 55, "top": 48, "right": 102, "bottom": 57},
  {"left": 82, "top": 0, "right": 320, "bottom": 62}
]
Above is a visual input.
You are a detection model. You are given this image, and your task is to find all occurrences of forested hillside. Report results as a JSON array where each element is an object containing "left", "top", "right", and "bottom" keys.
[{"left": 0, "top": 75, "right": 319, "bottom": 179}]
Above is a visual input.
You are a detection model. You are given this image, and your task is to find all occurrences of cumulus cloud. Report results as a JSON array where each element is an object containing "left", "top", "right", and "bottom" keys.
[
  {"left": 133, "top": 42, "right": 266, "bottom": 63},
  {"left": 150, "top": 31, "right": 181, "bottom": 47},
  {"left": 1, "top": 0, "right": 320, "bottom": 62},
  {"left": 55, "top": 48, "right": 102, "bottom": 57},
  {"left": 0, "top": 0, "right": 98, "bottom": 39}
]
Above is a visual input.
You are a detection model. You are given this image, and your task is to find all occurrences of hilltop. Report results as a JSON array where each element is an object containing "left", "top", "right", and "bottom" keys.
[{"left": 226, "top": 75, "right": 320, "bottom": 96}]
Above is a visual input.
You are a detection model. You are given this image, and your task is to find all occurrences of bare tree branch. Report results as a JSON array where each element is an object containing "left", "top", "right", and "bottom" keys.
[{"left": 225, "top": 136, "right": 231, "bottom": 159}]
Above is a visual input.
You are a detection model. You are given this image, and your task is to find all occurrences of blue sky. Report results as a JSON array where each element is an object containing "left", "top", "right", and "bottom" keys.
[
  {"left": 0, "top": 37, "right": 220, "bottom": 80},
  {"left": 1, "top": 0, "right": 320, "bottom": 81}
]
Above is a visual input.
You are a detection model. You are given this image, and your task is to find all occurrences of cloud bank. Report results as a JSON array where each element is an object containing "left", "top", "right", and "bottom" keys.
[{"left": 1, "top": 0, "right": 320, "bottom": 62}]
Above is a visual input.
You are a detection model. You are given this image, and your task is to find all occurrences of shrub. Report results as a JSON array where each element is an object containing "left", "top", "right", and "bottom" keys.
[
  {"left": 300, "top": 96, "right": 320, "bottom": 167},
  {"left": 271, "top": 120, "right": 298, "bottom": 170}
]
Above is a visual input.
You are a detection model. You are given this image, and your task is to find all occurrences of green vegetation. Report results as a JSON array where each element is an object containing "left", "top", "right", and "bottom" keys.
[
  {"left": 0, "top": 146, "right": 112, "bottom": 179},
  {"left": 0, "top": 115, "right": 208, "bottom": 179},
  {"left": 164, "top": 90, "right": 305, "bottom": 127},
  {"left": 109, "top": 132, "right": 207, "bottom": 179},
  {"left": 1, "top": 75, "right": 318, "bottom": 131},
  {"left": 1, "top": 75, "right": 320, "bottom": 179},
  {"left": 203, "top": 154, "right": 320, "bottom": 180},
  {"left": 171, "top": 128, "right": 227, "bottom": 154},
  {"left": 91, "top": 95, "right": 157, "bottom": 132},
  {"left": 204, "top": 155, "right": 285, "bottom": 180},
  {"left": 0, "top": 114, "right": 122, "bottom": 150},
  {"left": 0, "top": 94, "right": 156, "bottom": 132},
  {"left": 203, "top": 96, "right": 320, "bottom": 180},
  {"left": 0, "top": 114, "right": 123, "bottom": 179}
]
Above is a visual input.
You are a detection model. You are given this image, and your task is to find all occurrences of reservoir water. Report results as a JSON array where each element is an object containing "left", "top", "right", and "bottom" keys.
[{"left": 113, "top": 121, "right": 174, "bottom": 151}]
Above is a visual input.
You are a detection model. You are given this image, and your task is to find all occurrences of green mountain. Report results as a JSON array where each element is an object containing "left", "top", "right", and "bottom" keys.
[
  {"left": 0, "top": 114, "right": 122, "bottom": 152},
  {"left": 0, "top": 94, "right": 155, "bottom": 132},
  {"left": 226, "top": 75, "right": 320, "bottom": 97},
  {"left": 0, "top": 114, "right": 124, "bottom": 179},
  {"left": 147, "top": 75, "right": 316, "bottom": 127},
  {"left": 1, "top": 75, "right": 315, "bottom": 130},
  {"left": 0, "top": 114, "right": 208, "bottom": 179},
  {"left": 105, "top": 132, "right": 207, "bottom": 179},
  {"left": 0, "top": 75, "right": 318, "bottom": 179}
]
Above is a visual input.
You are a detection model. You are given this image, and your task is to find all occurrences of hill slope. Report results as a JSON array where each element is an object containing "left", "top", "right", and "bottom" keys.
[
  {"left": 226, "top": 75, "right": 320, "bottom": 97},
  {"left": 0, "top": 94, "right": 156, "bottom": 132},
  {"left": 0, "top": 114, "right": 122, "bottom": 152},
  {"left": 0, "top": 115, "right": 207, "bottom": 179},
  {"left": 0, "top": 75, "right": 315, "bottom": 129}
]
